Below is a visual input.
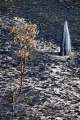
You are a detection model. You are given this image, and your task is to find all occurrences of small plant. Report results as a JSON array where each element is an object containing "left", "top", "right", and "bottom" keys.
[
  {"left": 25, "top": 97, "right": 33, "bottom": 106},
  {"left": 25, "top": 97, "right": 32, "bottom": 101},
  {"left": 32, "top": 1, "right": 37, "bottom": 5},
  {"left": 11, "top": 22, "right": 39, "bottom": 100},
  {"left": 67, "top": 98, "right": 73, "bottom": 101},
  {"left": 19, "top": 116, "right": 25, "bottom": 120},
  {"left": 75, "top": 106, "right": 79, "bottom": 109},
  {"left": 72, "top": 84, "right": 78, "bottom": 88},
  {"left": 5, "top": 90, "right": 9, "bottom": 94},
  {"left": 74, "top": 115, "right": 78, "bottom": 118}
]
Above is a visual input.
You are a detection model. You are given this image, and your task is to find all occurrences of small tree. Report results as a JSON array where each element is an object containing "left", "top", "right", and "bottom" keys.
[{"left": 11, "top": 22, "right": 39, "bottom": 99}]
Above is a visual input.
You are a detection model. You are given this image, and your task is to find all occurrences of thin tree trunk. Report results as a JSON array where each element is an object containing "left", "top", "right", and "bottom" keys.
[{"left": 19, "top": 58, "right": 26, "bottom": 94}]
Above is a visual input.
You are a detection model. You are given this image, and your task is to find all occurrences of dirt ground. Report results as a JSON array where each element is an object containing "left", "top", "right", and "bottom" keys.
[{"left": 0, "top": 0, "right": 80, "bottom": 120}]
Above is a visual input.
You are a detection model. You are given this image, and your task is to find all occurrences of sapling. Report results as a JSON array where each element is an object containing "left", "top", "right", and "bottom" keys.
[{"left": 11, "top": 22, "right": 39, "bottom": 100}]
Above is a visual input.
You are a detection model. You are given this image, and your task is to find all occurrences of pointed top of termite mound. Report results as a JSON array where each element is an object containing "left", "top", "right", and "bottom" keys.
[
  {"left": 64, "top": 20, "right": 69, "bottom": 33},
  {"left": 64, "top": 20, "right": 68, "bottom": 25},
  {"left": 60, "top": 20, "right": 71, "bottom": 56}
]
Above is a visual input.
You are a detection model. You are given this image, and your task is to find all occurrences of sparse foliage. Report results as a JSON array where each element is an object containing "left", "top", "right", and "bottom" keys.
[{"left": 11, "top": 23, "right": 38, "bottom": 58}]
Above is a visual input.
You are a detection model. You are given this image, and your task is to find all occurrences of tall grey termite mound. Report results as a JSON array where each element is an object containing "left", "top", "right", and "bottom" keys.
[{"left": 60, "top": 20, "right": 71, "bottom": 56}]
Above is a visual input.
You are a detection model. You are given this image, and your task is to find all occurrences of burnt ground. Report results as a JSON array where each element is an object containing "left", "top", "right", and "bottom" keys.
[{"left": 0, "top": 0, "right": 80, "bottom": 120}]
